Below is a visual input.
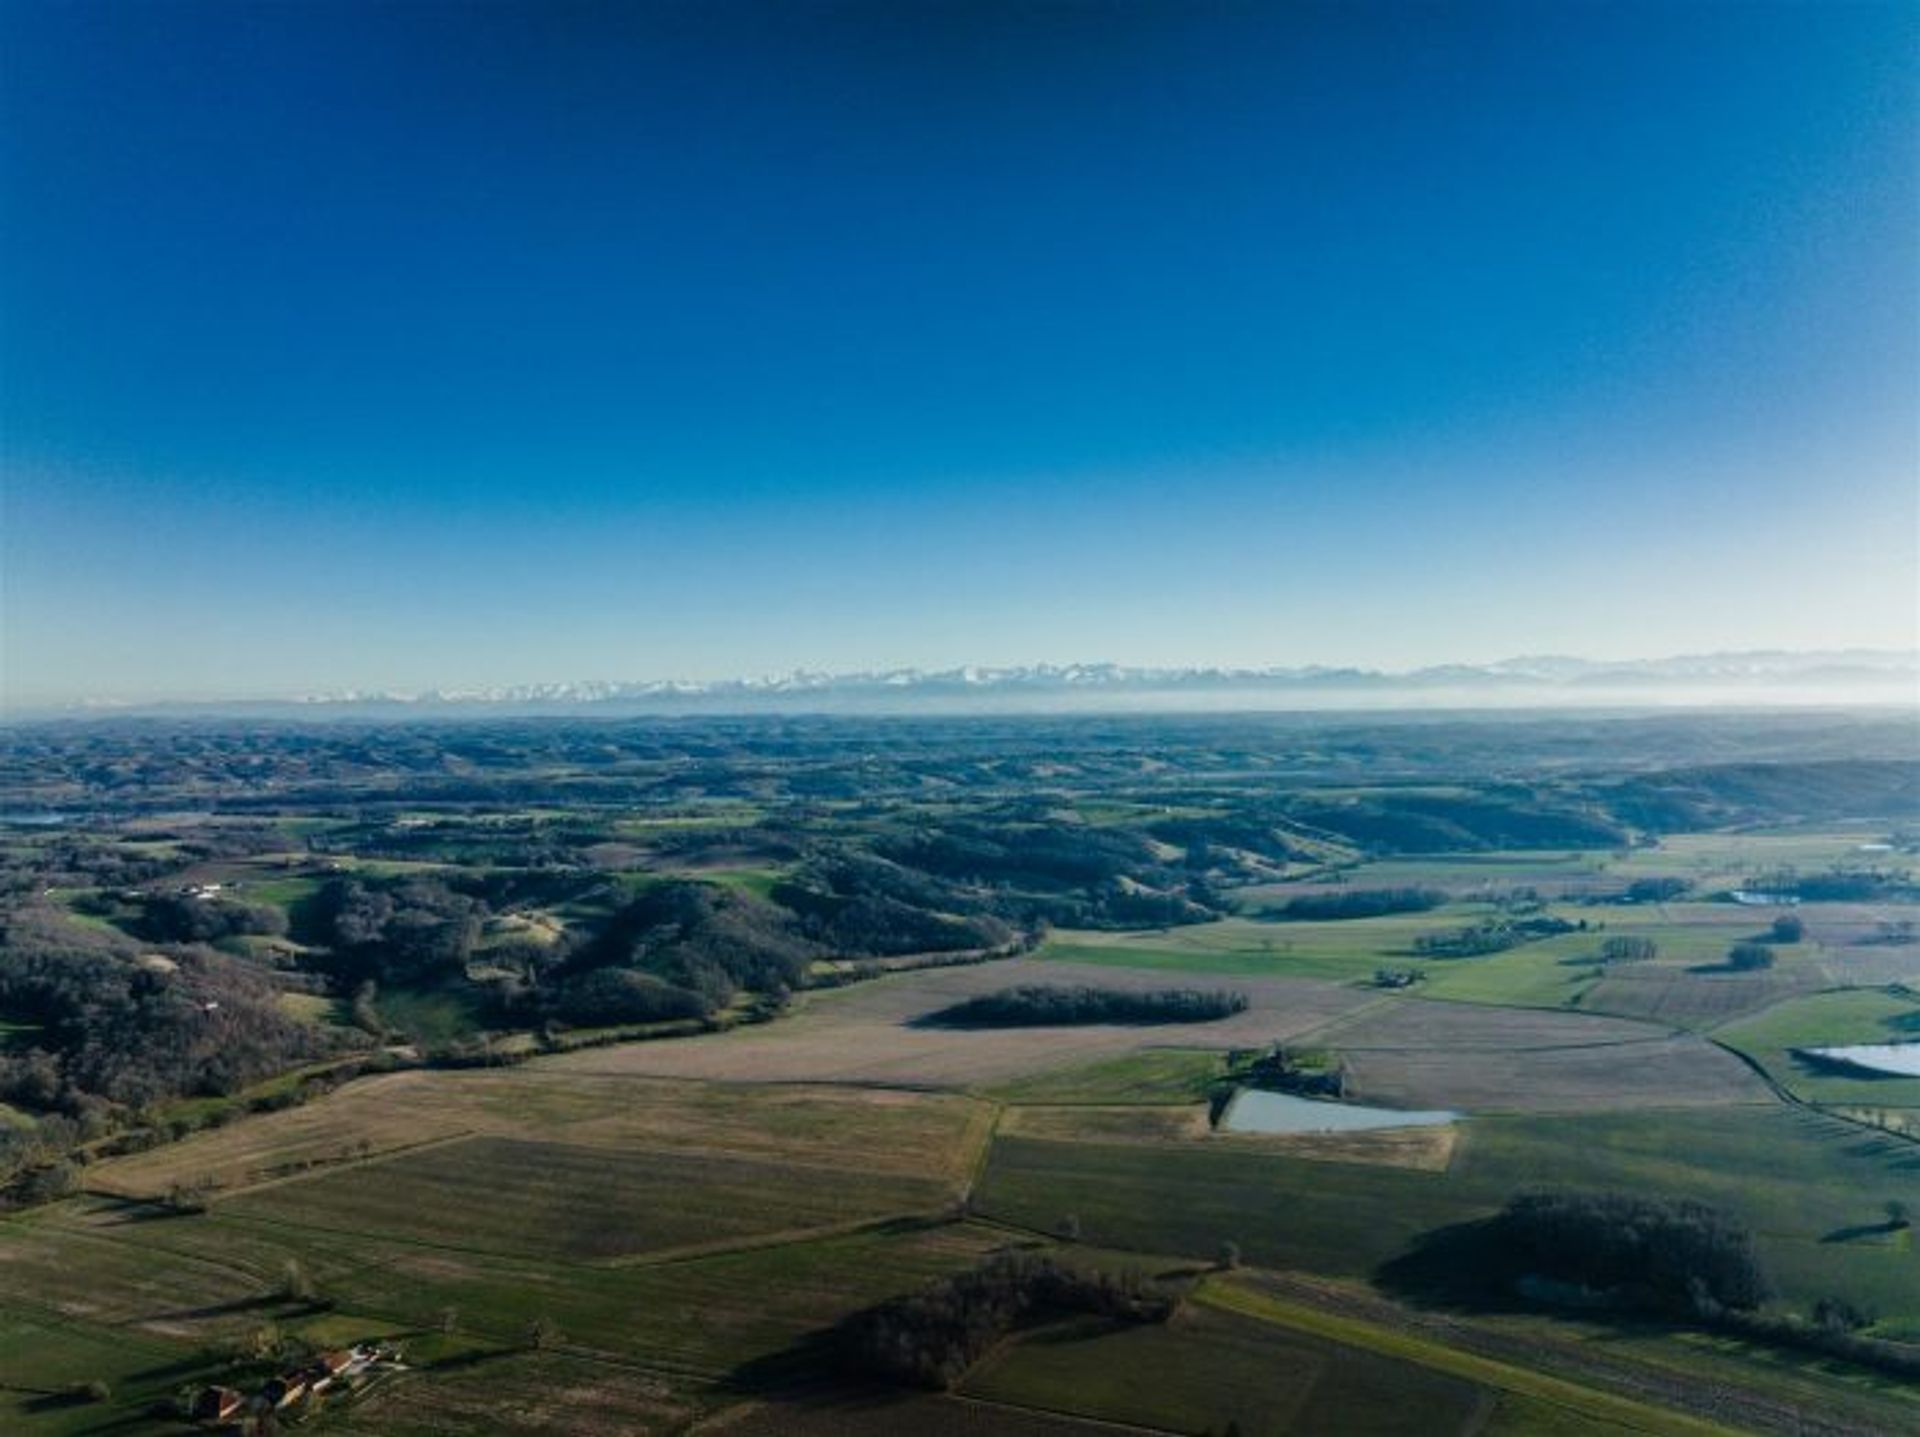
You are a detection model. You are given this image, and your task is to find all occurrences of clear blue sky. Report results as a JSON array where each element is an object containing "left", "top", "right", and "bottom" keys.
[{"left": 4, "top": 0, "right": 1915, "bottom": 702}]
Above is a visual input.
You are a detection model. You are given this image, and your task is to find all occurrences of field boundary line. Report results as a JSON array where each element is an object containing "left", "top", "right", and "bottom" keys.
[
  {"left": 1704, "top": 1037, "right": 1920, "bottom": 1148},
  {"left": 2, "top": 1199, "right": 301, "bottom": 1295},
  {"left": 1275, "top": 990, "right": 1410, "bottom": 1048},
  {"left": 945, "top": 1389, "right": 1185, "bottom": 1435},
  {"left": 88, "top": 1126, "right": 484, "bottom": 1203},
  {"left": 184, "top": 1203, "right": 596, "bottom": 1266},
  {"left": 202, "top": 1198, "right": 962, "bottom": 1273},
  {"left": 594, "top": 1211, "right": 959, "bottom": 1270},
  {"left": 1196, "top": 1277, "right": 1746, "bottom": 1437},
  {"left": 1402, "top": 991, "right": 1689, "bottom": 1035},
  {"left": 1333, "top": 1034, "right": 1682, "bottom": 1054},
  {"left": 960, "top": 1099, "right": 1005, "bottom": 1203}
]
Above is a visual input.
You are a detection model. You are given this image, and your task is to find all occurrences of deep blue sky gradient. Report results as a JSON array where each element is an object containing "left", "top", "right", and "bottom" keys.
[{"left": 4, "top": 1, "right": 1915, "bottom": 700}]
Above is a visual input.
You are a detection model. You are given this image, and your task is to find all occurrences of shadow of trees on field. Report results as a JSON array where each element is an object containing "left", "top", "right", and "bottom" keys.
[
  {"left": 724, "top": 1320, "right": 845, "bottom": 1399},
  {"left": 121, "top": 1354, "right": 225, "bottom": 1386},
  {"left": 1789, "top": 1051, "right": 1910, "bottom": 1083},
  {"left": 90, "top": 1198, "right": 197, "bottom": 1226},
  {"left": 20, "top": 1390, "right": 99, "bottom": 1414},
  {"left": 1371, "top": 1217, "right": 1521, "bottom": 1312},
  {"left": 1371, "top": 1218, "right": 1705, "bottom": 1357},
  {"left": 143, "top": 1293, "right": 287, "bottom": 1324},
  {"left": 1836, "top": 1135, "right": 1920, "bottom": 1172},
  {"left": 1819, "top": 1220, "right": 1908, "bottom": 1244}
]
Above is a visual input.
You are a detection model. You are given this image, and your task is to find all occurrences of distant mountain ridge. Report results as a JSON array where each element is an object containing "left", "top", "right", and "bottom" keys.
[{"left": 30, "top": 649, "right": 1918, "bottom": 720}]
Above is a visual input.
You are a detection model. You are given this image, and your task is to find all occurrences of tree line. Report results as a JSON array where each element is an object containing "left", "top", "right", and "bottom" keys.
[
  {"left": 1270, "top": 888, "right": 1445, "bottom": 921},
  {"left": 927, "top": 984, "right": 1248, "bottom": 1028}
]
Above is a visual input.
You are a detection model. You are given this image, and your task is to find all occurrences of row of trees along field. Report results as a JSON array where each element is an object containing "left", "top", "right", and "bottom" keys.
[{"left": 927, "top": 985, "right": 1249, "bottom": 1027}]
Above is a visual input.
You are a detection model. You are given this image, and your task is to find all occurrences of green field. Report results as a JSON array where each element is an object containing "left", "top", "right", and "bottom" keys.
[
  {"left": 1195, "top": 1279, "right": 1761, "bottom": 1437},
  {"left": 976, "top": 1106, "right": 1920, "bottom": 1319},
  {"left": 327, "top": 1220, "right": 1007, "bottom": 1376},
  {"left": 965, "top": 1302, "right": 1489, "bottom": 1436},
  {"left": 225, "top": 1133, "right": 960, "bottom": 1261},
  {"left": 237, "top": 875, "right": 327, "bottom": 910},
  {"left": 1041, "top": 913, "right": 1470, "bottom": 983},
  {"left": 1714, "top": 987, "right": 1920, "bottom": 1107},
  {"left": 375, "top": 985, "right": 493, "bottom": 1045},
  {"left": 1604, "top": 831, "right": 1918, "bottom": 889},
  {"left": 0, "top": 1307, "right": 202, "bottom": 1437}
]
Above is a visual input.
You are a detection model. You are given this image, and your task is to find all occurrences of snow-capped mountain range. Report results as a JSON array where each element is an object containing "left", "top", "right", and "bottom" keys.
[{"left": 33, "top": 650, "right": 1918, "bottom": 719}]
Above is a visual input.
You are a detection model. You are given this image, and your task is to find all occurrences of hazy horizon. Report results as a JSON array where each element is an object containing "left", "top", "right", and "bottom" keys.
[
  {"left": 5, "top": 2, "right": 1916, "bottom": 705},
  {"left": 7, "top": 646, "right": 1915, "bottom": 721}
]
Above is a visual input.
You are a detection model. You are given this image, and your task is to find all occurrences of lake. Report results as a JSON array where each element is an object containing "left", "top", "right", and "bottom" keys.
[
  {"left": 1220, "top": 1088, "right": 1460, "bottom": 1134},
  {"left": 1803, "top": 1044, "right": 1920, "bottom": 1077}
]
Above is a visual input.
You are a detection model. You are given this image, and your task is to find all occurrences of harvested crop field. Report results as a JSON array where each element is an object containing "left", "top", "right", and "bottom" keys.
[
  {"left": 0, "top": 1207, "right": 277, "bottom": 1334},
  {"left": 1578, "top": 964, "right": 1806, "bottom": 1028},
  {"left": 86, "top": 1073, "right": 478, "bottom": 1197},
  {"left": 1345, "top": 1033, "right": 1765, "bottom": 1113},
  {"left": 1317, "top": 999, "right": 1770, "bottom": 1112},
  {"left": 335, "top": 1353, "right": 694, "bottom": 1437},
  {"left": 90, "top": 1069, "right": 991, "bottom": 1197},
  {"left": 222, "top": 1135, "right": 958, "bottom": 1261},
  {"left": 1322, "top": 997, "right": 1686, "bottom": 1050},
  {"left": 1222, "top": 1123, "right": 1459, "bottom": 1171},
  {"left": 1825, "top": 942, "right": 1920, "bottom": 986},
  {"left": 988, "top": 1048, "right": 1228, "bottom": 1105},
  {"left": 996, "top": 1104, "right": 1212, "bottom": 1143},
  {"left": 545, "top": 960, "right": 1373, "bottom": 1088}
]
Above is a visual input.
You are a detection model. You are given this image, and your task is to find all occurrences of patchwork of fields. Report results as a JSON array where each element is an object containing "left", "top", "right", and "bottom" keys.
[
  {"left": 546, "top": 958, "right": 1374, "bottom": 1086},
  {"left": 6, "top": 829, "right": 1920, "bottom": 1435},
  {"left": 89, "top": 1070, "right": 989, "bottom": 1198}
]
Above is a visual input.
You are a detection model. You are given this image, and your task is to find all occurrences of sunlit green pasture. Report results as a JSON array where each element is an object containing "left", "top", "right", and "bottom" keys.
[
  {"left": 1714, "top": 988, "right": 1920, "bottom": 1107},
  {"left": 976, "top": 1105, "right": 1920, "bottom": 1320}
]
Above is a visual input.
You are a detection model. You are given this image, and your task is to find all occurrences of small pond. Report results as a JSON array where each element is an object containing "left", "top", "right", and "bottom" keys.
[
  {"left": 1220, "top": 1088, "right": 1460, "bottom": 1135},
  {"left": 1802, "top": 1044, "right": 1920, "bottom": 1077}
]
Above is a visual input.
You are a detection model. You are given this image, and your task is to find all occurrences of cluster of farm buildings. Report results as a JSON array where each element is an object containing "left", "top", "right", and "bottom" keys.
[{"left": 191, "top": 1343, "right": 397, "bottom": 1428}]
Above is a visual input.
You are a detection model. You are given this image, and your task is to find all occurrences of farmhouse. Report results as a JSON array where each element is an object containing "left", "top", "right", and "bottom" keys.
[
  {"left": 191, "top": 1386, "right": 244, "bottom": 1424},
  {"left": 261, "top": 1373, "right": 308, "bottom": 1410},
  {"left": 306, "top": 1348, "right": 357, "bottom": 1391}
]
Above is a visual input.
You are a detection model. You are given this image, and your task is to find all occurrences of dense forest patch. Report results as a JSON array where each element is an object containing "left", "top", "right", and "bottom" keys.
[
  {"left": 924, "top": 985, "right": 1248, "bottom": 1028},
  {"left": 836, "top": 1252, "right": 1179, "bottom": 1389}
]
